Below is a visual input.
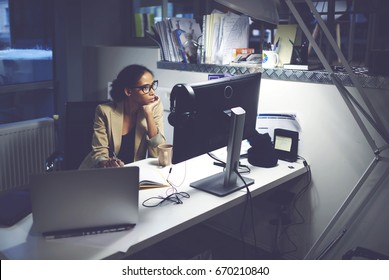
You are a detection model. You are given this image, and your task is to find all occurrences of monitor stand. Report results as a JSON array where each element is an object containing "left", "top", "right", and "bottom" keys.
[{"left": 190, "top": 107, "right": 254, "bottom": 196}]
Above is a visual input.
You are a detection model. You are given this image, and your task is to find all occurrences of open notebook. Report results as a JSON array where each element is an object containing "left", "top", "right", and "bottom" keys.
[{"left": 138, "top": 165, "right": 170, "bottom": 189}]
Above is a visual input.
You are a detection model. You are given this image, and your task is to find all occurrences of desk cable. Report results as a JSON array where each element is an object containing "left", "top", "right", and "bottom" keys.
[
  {"left": 207, "top": 152, "right": 251, "bottom": 174},
  {"left": 234, "top": 168, "right": 259, "bottom": 259},
  {"left": 142, "top": 191, "right": 190, "bottom": 207},
  {"left": 207, "top": 152, "right": 258, "bottom": 257},
  {"left": 165, "top": 162, "right": 187, "bottom": 191},
  {"left": 142, "top": 163, "right": 190, "bottom": 208},
  {"left": 278, "top": 155, "right": 312, "bottom": 256},
  {"left": 288, "top": 156, "right": 311, "bottom": 226}
]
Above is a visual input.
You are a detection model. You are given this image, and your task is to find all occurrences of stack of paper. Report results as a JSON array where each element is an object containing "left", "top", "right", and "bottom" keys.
[
  {"left": 149, "top": 17, "right": 202, "bottom": 63},
  {"left": 148, "top": 12, "right": 249, "bottom": 65},
  {"left": 202, "top": 11, "right": 250, "bottom": 65}
]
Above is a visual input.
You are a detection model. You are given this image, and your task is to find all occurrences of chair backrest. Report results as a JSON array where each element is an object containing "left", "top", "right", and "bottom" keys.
[{"left": 64, "top": 101, "right": 108, "bottom": 170}]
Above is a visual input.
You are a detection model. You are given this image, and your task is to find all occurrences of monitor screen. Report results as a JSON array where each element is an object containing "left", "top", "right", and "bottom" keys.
[{"left": 168, "top": 72, "right": 262, "bottom": 196}]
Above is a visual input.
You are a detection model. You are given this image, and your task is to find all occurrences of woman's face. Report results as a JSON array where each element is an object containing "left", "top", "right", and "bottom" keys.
[{"left": 127, "top": 71, "right": 157, "bottom": 106}]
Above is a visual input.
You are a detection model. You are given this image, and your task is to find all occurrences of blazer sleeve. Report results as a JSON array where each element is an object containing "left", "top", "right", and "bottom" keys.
[
  {"left": 79, "top": 104, "right": 111, "bottom": 169},
  {"left": 146, "top": 99, "right": 166, "bottom": 157},
  {"left": 90, "top": 105, "right": 111, "bottom": 165}
]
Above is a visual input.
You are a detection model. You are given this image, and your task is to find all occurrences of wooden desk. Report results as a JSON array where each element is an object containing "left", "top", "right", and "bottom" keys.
[{"left": 0, "top": 154, "right": 307, "bottom": 259}]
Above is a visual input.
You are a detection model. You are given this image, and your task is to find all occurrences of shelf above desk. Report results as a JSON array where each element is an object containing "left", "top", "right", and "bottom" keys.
[
  {"left": 157, "top": 61, "right": 261, "bottom": 75},
  {"left": 157, "top": 61, "right": 389, "bottom": 90}
]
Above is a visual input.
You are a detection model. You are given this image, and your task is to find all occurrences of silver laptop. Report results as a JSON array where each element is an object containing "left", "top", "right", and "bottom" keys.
[{"left": 29, "top": 166, "right": 139, "bottom": 238}]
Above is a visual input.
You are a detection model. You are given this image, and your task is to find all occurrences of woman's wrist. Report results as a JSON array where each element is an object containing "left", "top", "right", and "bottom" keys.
[{"left": 97, "top": 158, "right": 124, "bottom": 168}]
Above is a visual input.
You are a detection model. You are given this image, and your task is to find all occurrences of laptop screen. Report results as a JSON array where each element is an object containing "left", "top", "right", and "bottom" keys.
[{"left": 30, "top": 166, "right": 139, "bottom": 238}]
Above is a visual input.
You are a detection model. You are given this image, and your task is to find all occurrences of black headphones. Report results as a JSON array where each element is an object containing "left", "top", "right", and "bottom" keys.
[{"left": 168, "top": 84, "right": 196, "bottom": 127}]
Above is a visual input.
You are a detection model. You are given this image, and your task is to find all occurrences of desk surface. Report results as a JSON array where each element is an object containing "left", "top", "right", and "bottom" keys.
[{"left": 0, "top": 154, "right": 307, "bottom": 260}]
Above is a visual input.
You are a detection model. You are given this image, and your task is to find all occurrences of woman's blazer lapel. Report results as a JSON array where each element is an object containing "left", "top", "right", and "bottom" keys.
[{"left": 110, "top": 102, "right": 124, "bottom": 155}]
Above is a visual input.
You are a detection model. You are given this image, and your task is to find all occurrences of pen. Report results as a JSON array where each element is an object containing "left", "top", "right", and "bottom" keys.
[
  {"left": 111, "top": 151, "right": 121, "bottom": 167},
  {"left": 273, "top": 37, "right": 280, "bottom": 51}
]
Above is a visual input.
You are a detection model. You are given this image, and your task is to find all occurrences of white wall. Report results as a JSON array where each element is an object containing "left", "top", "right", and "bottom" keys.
[
  {"left": 82, "top": 46, "right": 389, "bottom": 259},
  {"left": 257, "top": 79, "right": 384, "bottom": 258},
  {"left": 82, "top": 46, "right": 210, "bottom": 102}
]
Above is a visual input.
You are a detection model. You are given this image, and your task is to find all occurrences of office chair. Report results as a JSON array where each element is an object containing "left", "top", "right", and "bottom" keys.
[
  {"left": 63, "top": 100, "right": 109, "bottom": 170},
  {"left": 46, "top": 100, "right": 108, "bottom": 171}
]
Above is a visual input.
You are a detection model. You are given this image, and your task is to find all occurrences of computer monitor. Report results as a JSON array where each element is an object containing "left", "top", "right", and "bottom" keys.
[{"left": 168, "top": 72, "right": 262, "bottom": 196}]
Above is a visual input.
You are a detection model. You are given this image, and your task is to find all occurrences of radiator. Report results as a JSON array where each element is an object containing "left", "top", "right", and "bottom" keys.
[{"left": 0, "top": 117, "right": 55, "bottom": 192}]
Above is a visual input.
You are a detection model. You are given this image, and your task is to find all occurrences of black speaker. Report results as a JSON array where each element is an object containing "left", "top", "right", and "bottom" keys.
[{"left": 168, "top": 84, "right": 196, "bottom": 127}]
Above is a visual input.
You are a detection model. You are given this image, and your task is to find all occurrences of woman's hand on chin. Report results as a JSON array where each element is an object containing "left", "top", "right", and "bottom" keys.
[{"left": 143, "top": 95, "right": 160, "bottom": 114}]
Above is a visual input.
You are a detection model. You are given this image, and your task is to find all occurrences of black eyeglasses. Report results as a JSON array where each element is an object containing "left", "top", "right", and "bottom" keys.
[{"left": 131, "top": 80, "right": 158, "bottom": 94}]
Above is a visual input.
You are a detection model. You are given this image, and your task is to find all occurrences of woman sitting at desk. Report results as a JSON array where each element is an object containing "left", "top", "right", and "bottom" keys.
[{"left": 79, "top": 64, "right": 166, "bottom": 169}]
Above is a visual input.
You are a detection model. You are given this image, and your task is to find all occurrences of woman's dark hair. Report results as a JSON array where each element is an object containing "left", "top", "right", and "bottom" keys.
[{"left": 110, "top": 64, "right": 154, "bottom": 102}]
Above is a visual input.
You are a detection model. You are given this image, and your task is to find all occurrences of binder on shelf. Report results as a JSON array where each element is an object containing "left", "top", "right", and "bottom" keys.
[
  {"left": 144, "top": 14, "right": 155, "bottom": 35},
  {"left": 134, "top": 13, "right": 144, "bottom": 37},
  {"left": 273, "top": 24, "right": 298, "bottom": 66},
  {"left": 134, "top": 13, "right": 155, "bottom": 38}
]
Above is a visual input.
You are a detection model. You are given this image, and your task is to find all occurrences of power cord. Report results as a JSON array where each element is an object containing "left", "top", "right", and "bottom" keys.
[
  {"left": 278, "top": 155, "right": 312, "bottom": 256},
  {"left": 142, "top": 191, "right": 190, "bottom": 208},
  {"left": 290, "top": 156, "right": 312, "bottom": 225},
  {"left": 164, "top": 164, "right": 186, "bottom": 196},
  {"left": 142, "top": 163, "right": 189, "bottom": 207},
  {"left": 208, "top": 152, "right": 251, "bottom": 174},
  {"left": 166, "top": 162, "right": 187, "bottom": 190},
  {"left": 234, "top": 168, "right": 261, "bottom": 259},
  {"left": 207, "top": 152, "right": 258, "bottom": 257}
]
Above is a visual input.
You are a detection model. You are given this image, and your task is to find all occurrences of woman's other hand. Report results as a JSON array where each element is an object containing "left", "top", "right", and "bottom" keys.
[{"left": 98, "top": 158, "right": 125, "bottom": 168}]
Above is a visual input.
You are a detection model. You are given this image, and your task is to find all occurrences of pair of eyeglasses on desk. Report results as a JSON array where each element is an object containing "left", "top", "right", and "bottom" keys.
[{"left": 142, "top": 191, "right": 190, "bottom": 208}]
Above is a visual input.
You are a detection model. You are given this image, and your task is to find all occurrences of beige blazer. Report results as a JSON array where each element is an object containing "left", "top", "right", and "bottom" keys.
[{"left": 79, "top": 100, "right": 165, "bottom": 169}]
